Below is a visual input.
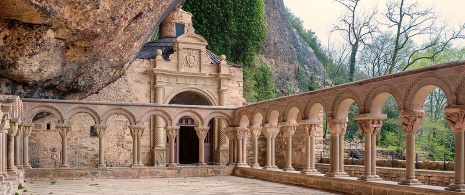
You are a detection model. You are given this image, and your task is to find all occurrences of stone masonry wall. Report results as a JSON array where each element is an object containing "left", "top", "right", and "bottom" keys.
[{"left": 225, "top": 66, "right": 246, "bottom": 107}]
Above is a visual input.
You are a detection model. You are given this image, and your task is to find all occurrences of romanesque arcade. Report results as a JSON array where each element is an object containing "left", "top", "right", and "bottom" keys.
[{"left": 1, "top": 61, "right": 465, "bottom": 192}]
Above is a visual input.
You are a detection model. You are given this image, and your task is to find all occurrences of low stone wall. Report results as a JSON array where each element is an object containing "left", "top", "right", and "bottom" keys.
[
  {"left": 25, "top": 166, "right": 233, "bottom": 181},
  {"left": 319, "top": 158, "right": 455, "bottom": 171},
  {"left": 315, "top": 163, "right": 454, "bottom": 187},
  {"left": 1, "top": 170, "right": 24, "bottom": 195},
  {"left": 233, "top": 167, "right": 457, "bottom": 195}
]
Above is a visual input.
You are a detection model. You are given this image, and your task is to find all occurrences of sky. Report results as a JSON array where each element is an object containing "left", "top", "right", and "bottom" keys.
[{"left": 283, "top": 0, "right": 465, "bottom": 48}]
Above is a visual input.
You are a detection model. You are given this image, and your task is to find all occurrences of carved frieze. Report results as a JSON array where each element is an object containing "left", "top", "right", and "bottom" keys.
[{"left": 182, "top": 49, "right": 199, "bottom": 68}]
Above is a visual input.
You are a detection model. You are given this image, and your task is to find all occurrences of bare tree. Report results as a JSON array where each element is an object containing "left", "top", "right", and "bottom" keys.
[
  {"left": 385, "top": 0, "right": 465, "bottom": 73},
  {"left": 332, "top": 0, "right": 378, "bottom": 82}
]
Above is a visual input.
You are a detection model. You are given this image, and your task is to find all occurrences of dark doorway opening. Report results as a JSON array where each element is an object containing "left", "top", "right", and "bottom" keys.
[{"left": 179, "top": 126, "right": 199, "bottom": 164}]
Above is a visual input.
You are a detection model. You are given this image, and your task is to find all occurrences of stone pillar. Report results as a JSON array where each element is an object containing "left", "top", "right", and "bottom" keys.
[
  {"left": 195, "top": 127, "right": 209, "bottom": 165},
  {"left": 235, "top": 127, "right": 249, "bottom": 167},
  {"left": 250, "top": 125, "right": 262, "bottom": 169},
  {"left": 14, "top": 124, "right": 22, "bottom": 169},
  {"left": 129, "top": 125, "right": 145, "bottom": 167},
  {"left": 57, "top": 124, "right": 70, "bottom": 168},
  {"left": 242, "top": 128, "right": 248, "bottom": 165},
  {"left": 152, "top": 116, "right": 166, "bottom": 167},
  {"left": 282, "top": 124, "right": 297, "bottom": 171},
  {"left": 398, "top": 110, "right": 424, "bottom": 185},
  {"left": 261, "top": 125, "right": 280, "bottom": 170},
  {"left": 94, "top": 124, "right": 107, "bottom": 168},
  {"left": 225, "top": 127, "right": 236, "bottom": 166},
  {"left": 216, "top": 120, "right": 228, "bottom": 165},
  {"left": 445, "top": 108, "right": 465, "bottom": 192},
  {"left": 301, "top": 124, "right": 320, "bottom": 174},
  {"left": 0, "top": 116, "right": 7, "bottom": 176},
  {"left": 166, "top": 126, "right": 179, "bottom": 167},
  {"left": 6, "top": 121, "right": 18, "bottom": 173},
  {"left": 325, "top": 117, "right": 348, "bottom": 177},
  {"left": 356, "top": 119, "right": 383, "bottom": 181},
  {"left": 22, "top": 124, "right": 32, "bottom": 169}
]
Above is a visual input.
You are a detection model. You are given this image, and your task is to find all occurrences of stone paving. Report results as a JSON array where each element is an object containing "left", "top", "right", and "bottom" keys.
[{"left": 20, "top": 176, "right": 341, "bottom": 195}]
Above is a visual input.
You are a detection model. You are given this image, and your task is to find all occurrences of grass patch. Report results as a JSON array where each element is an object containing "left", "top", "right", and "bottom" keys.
[{"left": 89, "top": 183, "right": 99, "bottom": 186}]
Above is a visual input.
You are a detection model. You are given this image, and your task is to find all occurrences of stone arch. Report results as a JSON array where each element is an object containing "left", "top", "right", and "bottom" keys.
[
  {"left": 251, "top": 107, "right": 266, "bottom": 125},
  {"left": 251, "top": 112, "right": 264, "bottom": 126},
  {"left": 238, "top": 115, "right": 249, "bottom": 127},
  {"left": 101, "top": 108, "right": 136, "bottom": 125},
  {"left": 266, "top": 110, "right": 280, "bottom": 126},
  {"left": 165, "top": 87, "right": 217, "bottom": 106},
  {"left": 283, "top": 100, "right": 303, "bottom": 123},
  {"left": 64, "top": 105, "right": 101, "bottom": 124},
  {"left": 307, "top": 103, "right": 325, "bottom": 122},
  {"left": 235, "top": 109, "right": 251, "bottom": 126},
  {"left": 331, "top": 89, "right": 362, "bottom": 117},
  {"left": 203, "top": 111, "right": 232, "bottom": 127},
  {"left": 139, "top": 109, "right": 172, "bottom": 127},
  {"left": 404, "top": 74, "right": 454, "bottom": 110},
  {"left": 455, "top": 74, "right": 465, "bottom": 105},
  {"left": 363, "top": 83, "right": 402, "bottom": 114},
  {"left": 25, "top": 104, "right": 65, "bottom": 123},
  {"left": 304, "top": 96, "right": 327, "bottom": 120},
  {"left": 173, "top": 110, "right": 204, "bottom": 127}
]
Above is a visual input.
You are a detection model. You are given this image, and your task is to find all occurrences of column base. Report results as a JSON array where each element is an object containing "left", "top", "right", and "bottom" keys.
[
  {"left": 325, "top": 172, "right": 348, "bottom": 177},
  {"left": 22, "top": 164, "right": 32, "bottom": 169},
  {"left": 152, "top": 148, "right": 166, "bottom": 167},
  {"left": 59, "top": 164, "right": 70, "bottom": 168},
  {"left": 235, "top": 163, "right": 248, "bottom": 167},
  {"left": 301, "top": 169, "right": 320, "bottom": 175},
  {"left": 282, "top": 166, "right": 295, "bottom": 171},
  {"left": 446, "top": 183, "right": 465, "bottom": 192},
  {"left": 6, "top": 167, "right": 17, "bottom": 173},
  {"left": 250, "top": 164, "right": 262, "bottom": 169},
  {"left": 227, "top": 163, "right": 236, "bottom": 166},
  {"left": 196, "top": 163, "right": 207, "bottom": 166},
  {"left": 358, "top": 175, "right": 375, "bottom": 181},
  {"left": 398, "top": 178, "right": 422, "bottom": 185},
  {"left": 131, "top": 164, "right": 145, "bottom": 168},
  {"left": 167, "top": 163, "right": 177, "bottom": 167},
  {"left": 262, "top": 166, "right": 280, "bottom": 171},
  {"left": 98, "top": 164, "right": 106, "bottom": 168}
]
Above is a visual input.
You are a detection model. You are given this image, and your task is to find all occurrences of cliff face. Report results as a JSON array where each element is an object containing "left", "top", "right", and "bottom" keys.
[
  {"left": 0, "top": 0, "right": 184, "bottom": 99},
  {"left": 262, "top": 0, "right": 324, "bottom": 92}
]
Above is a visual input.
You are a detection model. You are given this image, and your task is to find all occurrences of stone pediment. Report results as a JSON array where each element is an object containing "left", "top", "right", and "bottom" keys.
[{"left": 176, "top": 33, "right": 208, "bottom": 46}]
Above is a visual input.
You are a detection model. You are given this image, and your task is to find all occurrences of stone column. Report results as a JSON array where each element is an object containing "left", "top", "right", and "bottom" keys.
[
  {"left": 325, "top": 118, "right": 346, "bottom": 177},
  {"left": 129, "top": 125, "right": 145, "bottom": 168},
  {"left": 22, "top": 124, "right": 32, "bottom": 169},
  {"left": 235, "top": 127, "right": 249, "bottom": 167},
  {"left": 242, "top": 128, "right": 249, "bottom": 165},
  {"left": 250, "top": 125, "right": 262, "bottom": 169},
  {"left": 57, "top": 124, "right": 70, "bottom": 168},
  {"left": 261, "top": 125, "right": 280, "bottom": 170},
  {"left": 166, "top": 126, "right": 179, "bottom": 167},
  {"left": 356, "top": 119, "right": 381, "bottom": 181},
  {"left": 371, "top": 124, "right": 382, "bottom": 179},
  {"left": 14, "top": 124, "right": 22, "bottom": 168},
  {"left": 225, "top": 127, "right": 236, "bottom": 166},
  {"left": 398, "top": 110, "right": 424, "bottom": 185},
  {"left": 445, "top": 108, "right": 465, "bottom": 192},
  {"left": 282, "top": 124, "right": 297, "bottom": 171},
  {"left": 94, "top": 124, "right": 107, "bottom": 168},
  {"left": 195, "top": 127, "right": 209, "bottom": 165},
  {"left": 301, "top": 124, "right": 320, "bottom": 174},
  {"left": 0, "top": 115, "right": 8, "bottom": 176},
  {"left": 6, "top": 121, "right": 18, "bottom": 173},
  {"left": 152, "top": 116, "right": 166, "bottom": 167},
  {"left": 337, "top": 119, "right": 348, "bottom": 176}
]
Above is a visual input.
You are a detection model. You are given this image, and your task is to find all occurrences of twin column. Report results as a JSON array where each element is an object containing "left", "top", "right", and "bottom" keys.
[
  {"left": 444, "top": 107, "right": 465, "bottom": 192},
  {"left": 129, "top": 125, "right": 146, "bottom": 167},
  {"left": 325, "top": 117, "right": 348, "bottom": 177}
]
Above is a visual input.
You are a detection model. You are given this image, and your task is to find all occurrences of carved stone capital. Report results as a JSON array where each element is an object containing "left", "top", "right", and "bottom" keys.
[
  {"left": 400, "top": 110, "right": 424, "bottom": 134},
  {"left": 94, "top": 124, "right": 108, "bottom": 139},
  {"left": 22, "top": 123, "right": 33, "bottom": 137},
  {"left": 445, "top": 108, "right": 465, "bottom": 132},
  {"left": 129, "top": 125, "right": 145, "bottom": 139},
  {"left": 235, "top": 127, "right": 249, "bottom": 140},
  {"left": 303, "top": 124, "right": 318, "bottom": 137},
  {"left": 195, "top": 127, "right": 209, "bottom": 140},
  {"left": 7, "top": 122, "right": 18, "bottom": 136},
  {"left": 328, "top": 117, "right": 348, "bottom": 136},
  {"left": 357, "top": 119, "right": 383, "bottom": 135},
  {"left": 57, "top": 124, "right": 71, "bottom": 138},
  {"left": 250, "top": 127, "right": 262, "bottom": 138},
  {"left": 166, "top": 126, "right": 180, "bottom": 140},
  {"left": 282, "top": 125, "right": 297, "bottom": 138}
]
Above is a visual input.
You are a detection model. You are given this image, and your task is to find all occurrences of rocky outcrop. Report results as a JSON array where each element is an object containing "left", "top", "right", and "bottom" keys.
[
  {"left": 0, "top": 0, "right": 184, "bottom": 99},
  {"left": 262, "top": 0, "right": 324, "bottom": 92}
]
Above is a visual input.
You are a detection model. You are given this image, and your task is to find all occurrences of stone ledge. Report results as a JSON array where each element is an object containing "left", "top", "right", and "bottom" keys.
[
  {"left": 25, "top": 166, "right": 233, "bottom": 181},
  {"left": 233, "top": 167, "right": 461, "bottom": 195}
]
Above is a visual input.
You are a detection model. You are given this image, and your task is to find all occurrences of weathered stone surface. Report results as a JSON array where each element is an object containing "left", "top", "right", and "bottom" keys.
[
  {"left": 0, "top": 0, "right": 185, "bottom": 99},
  {"left": 262, "top": 0, "right": 324, "bottom": 92}
]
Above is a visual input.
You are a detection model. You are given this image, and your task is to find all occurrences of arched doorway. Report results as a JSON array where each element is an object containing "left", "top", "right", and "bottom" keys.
[{"left": 167, "top": 91, "right": 214, "bottom": 164}]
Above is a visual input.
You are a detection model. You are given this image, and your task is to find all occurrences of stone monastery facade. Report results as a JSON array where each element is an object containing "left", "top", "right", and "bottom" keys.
[{"left": 2, "top": 6, "right": 465, "bottom": 195}]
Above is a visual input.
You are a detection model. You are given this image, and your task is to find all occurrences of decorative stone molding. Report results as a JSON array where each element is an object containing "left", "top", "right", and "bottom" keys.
[
  {"left": 166, "top": 126, "right": 180, "bottom": 140},
  {"left": 22, "top": 123, "right": 33, "bottom": 137},
  {"left": 445, "top": 108, "right": 465, "bottom": 132},
  {"left": 195, "top": 127, "right": 209, "bottom": 140},
  {"left": 328, "top": 117, "right": 348, "bottom": 136},
  {"left": 357, "top": 119, "right": 383, "bottom": 135},
  {"left": 94, "top": 124, "right": 108, "bottom": 139},
  {"left": 302, "top": 124, "right": 318, "bottom": 137},
  {"left": 57, "top": 124, "right": 71, "bottom": 138}
]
